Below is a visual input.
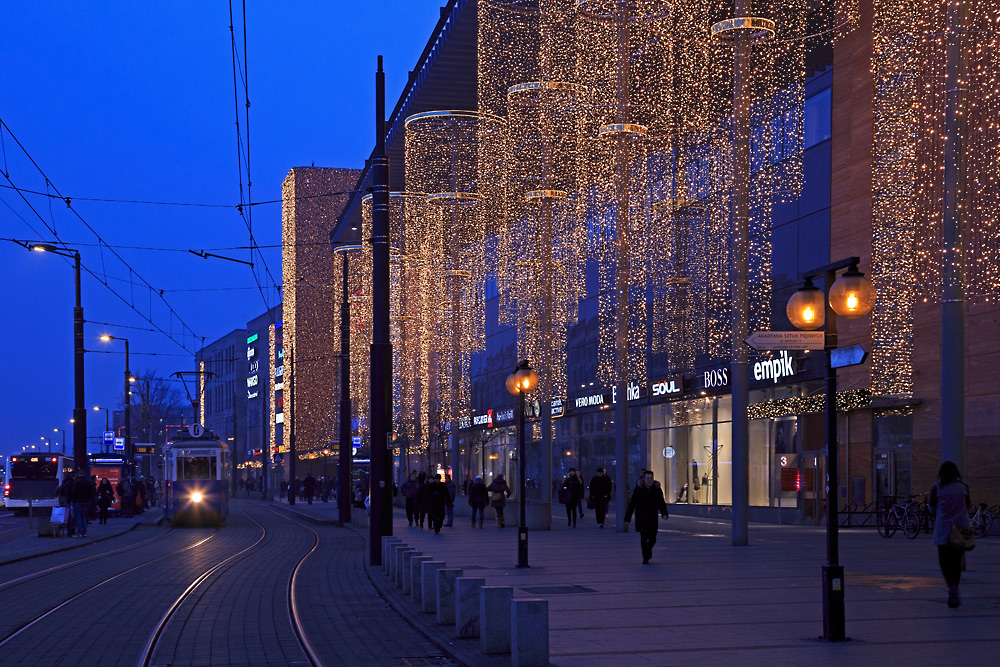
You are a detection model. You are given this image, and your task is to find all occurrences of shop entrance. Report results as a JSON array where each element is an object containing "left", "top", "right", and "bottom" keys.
[{"left": 800, "top": 451, "right": 825, "bottom": 525}]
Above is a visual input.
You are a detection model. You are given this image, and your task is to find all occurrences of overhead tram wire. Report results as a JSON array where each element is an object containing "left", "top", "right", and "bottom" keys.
[
  {"left": 229, "top": 0, "right": 280, "bottom": 325},
  {"left": 0, "top": 118, "right": 201, "bottom": 354}
]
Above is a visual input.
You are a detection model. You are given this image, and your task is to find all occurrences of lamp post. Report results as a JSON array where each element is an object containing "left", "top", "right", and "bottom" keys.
[
  {"left": 100, "top": 335, "right": 133, "bottom": 481},
  {"left": 333, "top": 243, "right": 362, "bottom": 525},
  {"left": 506, "top": 360, "right": 538, "bottom": 569},
  {"left": 29, "top": 243, "right": 88, "bottom": 480},
  {"left": 787, "top": 257, "right": 874, "bottom": 642},
  {"left": 40, "top": 436, "right": 52, "bottom": 453},
  {"left": 94, "top": 406, "right": 110, "bottom": 453},
  {"left": 53, "top": 428, "right": 65, "bottom": 455}
]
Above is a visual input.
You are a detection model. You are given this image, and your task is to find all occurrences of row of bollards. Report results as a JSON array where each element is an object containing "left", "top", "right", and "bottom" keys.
[{"left": 381, "top": 536, "right": 549, "bottom": 667}]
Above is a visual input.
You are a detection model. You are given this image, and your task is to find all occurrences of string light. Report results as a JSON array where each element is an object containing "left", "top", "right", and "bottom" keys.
[{"left": 872, "top": 0, "right": 999, "bottom": 397}]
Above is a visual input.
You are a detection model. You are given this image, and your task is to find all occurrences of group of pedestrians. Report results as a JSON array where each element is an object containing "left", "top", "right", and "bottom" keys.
[
  {"left": 55, "top": 473, "right": 159, "bottom": 537},
  {"left": 558, "top": 467, "right": 613, "bottom": 528},
  {"left": 283, "top": 474, "right": 337, "bottom": 504},
  {"left": 401, "top": 471, "right": 459, "bottom": 534}
]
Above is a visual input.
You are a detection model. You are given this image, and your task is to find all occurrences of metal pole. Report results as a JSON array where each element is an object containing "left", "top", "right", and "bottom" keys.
[
  {"left": 517, "top": 387, "right": 528, "bottom": 568},
  {"left": 232, "top": 391, "right": 239, "bottom": 498},
  {"left": 941, "top": 0, "right": 968, "bottom": 471},
  {"left": 124, "top": 338, "right": 131, "bottom": 482},
  {"left": 729, "top": 3, "right": 751, "bottom": 548},
  {"left": 822, "top": 268, "right": 845, "bottom": 641},
  {"left": 288, "top": 344, "right": 296, "bottom": 506},
  {"left": 369, "top": 55, "right": 394, "bottom": 564},
  {"left": 339, "top": 250, "right": 352, "bottom": 524},
  {"left": 72, "top": 252, "right": 88, "bottom": 480}
]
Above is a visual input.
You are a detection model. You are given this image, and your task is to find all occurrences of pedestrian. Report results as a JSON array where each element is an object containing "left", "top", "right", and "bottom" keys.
[
  {"left": 560, "top": 468, "right": 584, "bottom": 527},
  {"left": 588, "top": 467, "right": 613, "bottom": 528},
  {"left": 487, "top": 474, "right": 511, "bottom": 528},
  {"left": 444, "top": 473, "right": 457, "bottom": 527},
  {"left": 57, "top": 473, "right": 74, "bottom": 508},
  {"left": 426, "top": 473, "right": 448, "bottom": 534},
  {"left": 929, "top": 461, "right": 974, "bottom": 608},
  {"left": 468, "top": 475, "right": 489, "bottom": 528},
  {"left": 117, "top": 477, "right": 133, "bottom": 518},
  {"left": 292, "top": 476, "right": 302, "bottom": 502},
  {"left": 401, "top": 471, "right": 419, "bottom": 526},
  {"left": 97, "top": 478, "right": 115, "bottom": 524},
  {"left": 134, "top": 478, "right": 145, "bottom": 515},
  {"left": 71, "top": 472, "right": 95, "bottom": 537},
  {"left": 574, "top": 469, "right": 586, "bottom": 519},
  {"left": 303, "top": 473, "right": 316, "bottom": 505},
  {"left": 624, "top": 469, "right": 669, "bottom": 564},
  {"left": 415, "top": 472, "right": 429, "bottom": 528}
]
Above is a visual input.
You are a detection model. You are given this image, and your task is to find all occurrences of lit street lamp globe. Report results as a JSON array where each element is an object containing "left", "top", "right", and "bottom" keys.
[
  {"left": 829, "top": 266, "right": 875, "bottom": 318},
  {"left": 786, "top": 278, "right": 825, "bottom": 330}
]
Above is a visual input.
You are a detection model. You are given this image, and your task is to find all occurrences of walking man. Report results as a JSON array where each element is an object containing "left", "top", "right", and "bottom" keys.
[
  {"left": 71, "top": 472, "right": 95, "bottom": 537},
  {"left": 624, "top": 470, "right": 669, "bottom": 564},
  {"left": 588, "top": 467, "right": 612, "bottom": 528},
  {"left": 401, "top": 471, "right": 419, "bottom": 526},
  {"left": 303, "top": 473, "right": 316, "bottom": 505}
]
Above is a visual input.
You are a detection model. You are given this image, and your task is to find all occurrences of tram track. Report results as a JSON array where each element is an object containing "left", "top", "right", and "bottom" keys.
[
  {"left": 277, "top": 508, "right": 323, "bottom": 667},
  {"left": 0, "top": 528, "right": 219, "bottom": 650},
  {"left": 0, "top": 526, "right": 189, "bottom": 592}
]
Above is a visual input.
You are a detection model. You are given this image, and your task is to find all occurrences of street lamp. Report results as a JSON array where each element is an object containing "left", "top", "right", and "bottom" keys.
[
  {"left": 40, "top": 436, "right": 52, "bottom": 453},
  {"left": 506, "top": 359, "right": 538, "bottom": 569},
  {"left": 94, "top": 406, "right": 110, "bottom": 452},
  {"left": 28, "top": 243, "right": 88, "bottom": 479},
  {"left": 787, "top": 256, "right": 874, "bottom": 642},
  {"left": 333, "top": 242, "right": 362, "bottom": 525},
  {"left": 100, "top": 335, "right": 133, "bottom": 481},
  {"left": 53, "top": 428, "right": 65, "bottom": 455}
]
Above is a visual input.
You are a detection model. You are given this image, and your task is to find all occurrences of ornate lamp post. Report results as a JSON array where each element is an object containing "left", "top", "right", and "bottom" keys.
[
  {"left": 787, "top": 257, "right": 874, "bottom": 642},
  {"left": 506, "top": 360, "right": 538, "bottom": 569}
]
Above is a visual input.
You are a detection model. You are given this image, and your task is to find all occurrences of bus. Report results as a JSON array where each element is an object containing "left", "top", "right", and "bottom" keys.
[{"left": 4, "top": 453, "right": 75, "bottom": 513}]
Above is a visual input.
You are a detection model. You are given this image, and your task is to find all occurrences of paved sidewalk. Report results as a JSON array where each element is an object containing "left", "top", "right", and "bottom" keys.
[
  {"left": 277, "top": 498, "right": 1000, "bottom": 666},
  {"left": 0, "top": 507, "right": 163, "bottom": 565}
]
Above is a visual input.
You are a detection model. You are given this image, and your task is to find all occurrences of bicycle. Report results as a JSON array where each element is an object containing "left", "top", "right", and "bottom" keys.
[
  {"left": 877, "top": 498, "right": 920, "bottom": 538},
  {"left": 970, "top": 503, "right": 993, "bottom": 538}
]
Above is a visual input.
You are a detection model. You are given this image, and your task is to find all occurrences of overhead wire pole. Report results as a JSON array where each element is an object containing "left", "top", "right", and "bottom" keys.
[{"left": 369, "top": 55, "right": 393, "bottom": 565}]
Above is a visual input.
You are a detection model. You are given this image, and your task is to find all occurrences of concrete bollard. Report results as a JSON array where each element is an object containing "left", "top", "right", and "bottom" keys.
[
  {"left": 511, "top": 598, "right": 549, "bottom": 667},
  {"left": 394, "top": 547, "right": 409, "bottom": 588},
  {"left": 455, "top": 577, "right": 486, "bottom": 638},
  {"left": 387, "top": 541, "right": 405, "bottom": 581},
  {"left": 421, "top": 561, "right": 445, "bottom": 613},
  {"left": 383, "top": 537, "right": 402, "bottom": 576},
  {"left": 480, "top": 586, "right": 513, "bottom": 655},
  {"left": 436, "top": 568, "right": 463, "bottom": 625},
  {"left": 401, "top": 550, "right": 421, "bottom": 591},
  {"left": 409, "top": 556, "right": 432, "bottom": 600}
]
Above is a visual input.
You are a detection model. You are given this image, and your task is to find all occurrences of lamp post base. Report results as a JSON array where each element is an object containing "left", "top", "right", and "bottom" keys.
[
  {"left": 517, "top": 526, "right": 529, "bottom": 568},
  {"left": 821, "top": 565, "right": 848, "bottom": 642}
]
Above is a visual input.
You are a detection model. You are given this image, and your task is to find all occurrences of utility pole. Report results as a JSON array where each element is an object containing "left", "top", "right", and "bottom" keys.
[{"left": 369, "top": 55, "right": 394, "bottom": 564}]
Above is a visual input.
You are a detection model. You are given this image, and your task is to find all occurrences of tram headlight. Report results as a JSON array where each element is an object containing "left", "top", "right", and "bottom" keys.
[{"left": 191, "top": 492, "right": 203, "bottom": 503}]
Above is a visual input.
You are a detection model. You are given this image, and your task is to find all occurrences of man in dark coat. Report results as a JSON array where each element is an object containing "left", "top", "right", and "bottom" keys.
[
  {"left": 588, "top": 467, "right": 613, "bottom": 528},
  {"left": 401, "top": 471, "right": 419, "bottom": 526},
  {"left": 426, "top": 474, "right": 449, "bottom": 534},
  {"left": 468, "top": 476, "right": 489, "bottom": 528},
  {"left": 303, "top": 474, "right": 316, "bottom": 504},
  {"left": 71, "top": 473, "right": 96, "bottom": 537},
  {"left": 624, "top": 470, "right": 669, "bottom": 564}
]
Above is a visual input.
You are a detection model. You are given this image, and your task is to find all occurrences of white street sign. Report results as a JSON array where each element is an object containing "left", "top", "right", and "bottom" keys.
[{"left": 744, "top": 331, "right": 825, "bottom": 351}]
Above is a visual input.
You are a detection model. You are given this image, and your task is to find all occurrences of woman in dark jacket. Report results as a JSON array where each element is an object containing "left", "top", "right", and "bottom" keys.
[
  {"left": 415, "top": 472, "right": 429, "bottom": 529},
  {"left": 929, "top": 461, "right": 973, "bottom": 608},
  {"left": 96, "top": 478, "right": 115, "bottom": 524},
  {"left": 561, "top": 468, "right": 585, "bottom": 527},
  {"left": 487, "top": 474, "right": 511, "bottom": 528},
  {"left": 468, "top": 476, "right": 489, "bottom": 528}
]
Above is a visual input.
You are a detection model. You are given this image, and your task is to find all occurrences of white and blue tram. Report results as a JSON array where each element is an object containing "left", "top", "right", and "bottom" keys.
[{"left": 163, "top": 425, "right": 229, "bottom": 525}]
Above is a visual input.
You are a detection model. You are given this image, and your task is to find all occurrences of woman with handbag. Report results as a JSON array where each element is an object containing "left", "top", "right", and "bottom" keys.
[
  {"left": 929, "top": 461, "right": 973, "bottom": 608},
  {"left": 487, "top": 474, "right": 511, "bottom": 528}
]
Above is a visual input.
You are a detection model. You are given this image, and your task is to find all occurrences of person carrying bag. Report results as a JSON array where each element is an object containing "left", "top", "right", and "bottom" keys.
[{"left": 929, "top": 461, "right": 974, "bottom": 608}]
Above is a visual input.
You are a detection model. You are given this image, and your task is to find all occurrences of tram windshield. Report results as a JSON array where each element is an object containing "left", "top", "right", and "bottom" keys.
[{"left": 177, "top": 456, "right": 217, "bottom": 480}]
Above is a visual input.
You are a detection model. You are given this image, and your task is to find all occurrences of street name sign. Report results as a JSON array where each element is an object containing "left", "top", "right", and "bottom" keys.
[
  {"left": 831, "top": 344, "right": 867, "bottom": 369},
  {"left": 744, "top": 331, "right": 825, "bottom": 351}
]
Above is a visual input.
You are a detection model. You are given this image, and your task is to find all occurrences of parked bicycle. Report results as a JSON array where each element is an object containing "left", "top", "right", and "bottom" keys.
[
  {"left": 970, "top": 502, "right": 993, "bottom": 538},
  {"left": 877, "top": 496, "right": 921, "bottom": 538}
]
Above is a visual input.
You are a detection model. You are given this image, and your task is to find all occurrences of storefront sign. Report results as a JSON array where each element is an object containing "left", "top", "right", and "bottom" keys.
[
  {"left": 494, "top": 408, "right": 514, "bottom": 424},
  {"left": 575, "top": 393, "right": 607, "bottom": 409},
  {"left": 472, "top": 411, "right": 493, "bottom": 427},
  {"left": 611, "top": 382, "right": 644, "bottom": 403},
  {"left": 663, "top": 446, "right": 676, "bottom": 459},
  {"left": 551, "top": 398, "right": 565, "bottom": 418},
  {"left": 457, "top": 415, "right": 472, "bottom": 429},
  {"left": 753, "top": 350, "right": 796, "bottom": 384},
  {"left": 702, "top": 366, "right": 730, "bottom": 390},
  {"left": 651, "top": 375, "right": 684, "bottom": 398}
]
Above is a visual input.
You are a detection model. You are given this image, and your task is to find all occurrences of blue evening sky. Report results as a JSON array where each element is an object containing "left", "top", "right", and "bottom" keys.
[{"left": 0, "top": 2, "right": 446, "bottom": 456}]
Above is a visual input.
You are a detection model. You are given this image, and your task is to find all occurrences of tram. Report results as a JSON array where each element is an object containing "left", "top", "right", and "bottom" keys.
[{"left": 162, "top": 425, "right": 230, "bottom": 525}]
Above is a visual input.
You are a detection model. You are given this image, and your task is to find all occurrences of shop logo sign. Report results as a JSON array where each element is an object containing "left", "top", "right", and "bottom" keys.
[
  {"left": 753, "top": 350, "right": 796, "bottom": 384},
  {"left": 703, "top": 367, "right": 729, "bottom": 389}
]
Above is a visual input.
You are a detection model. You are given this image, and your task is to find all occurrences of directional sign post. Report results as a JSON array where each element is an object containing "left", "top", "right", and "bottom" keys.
[
  {"left": 744, "top": 331, "right": 826, "bottom": 351},
  {"left": 831, "top": 344, "right": 867, "bottom": 369}
]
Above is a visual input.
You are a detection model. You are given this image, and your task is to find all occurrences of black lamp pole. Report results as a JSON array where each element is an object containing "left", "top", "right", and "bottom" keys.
[
  {"left": 517, "top": 384, "right": 528, "bottom": 568},
  {"left": 334, "top": 244, "right": 361, "bottom": 525},
  {"left": 288, "top": 344, "right": 296, "bottom": 506}
]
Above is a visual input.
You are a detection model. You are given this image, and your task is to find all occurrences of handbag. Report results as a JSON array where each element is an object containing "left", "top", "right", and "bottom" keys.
[
  {"left": 586, "top": 496, "right": 595, "bottom": 509},
  {"left": 948, "top": 523, "right": 975, "bottom": 551},
  {"left": 558, "top": 487, "right": 572, "bottom": 504}
]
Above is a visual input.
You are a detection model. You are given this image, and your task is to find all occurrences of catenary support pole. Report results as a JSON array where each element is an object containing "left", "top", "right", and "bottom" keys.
[
  {"left": 338, "top": 249, "right": 353, "bottom": 524},
  {"left": 370, "top": 55, "right": 394, "bottom": 565},
  {"left": 73, "top": 252, "right": 88, "bottom": 480}
]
